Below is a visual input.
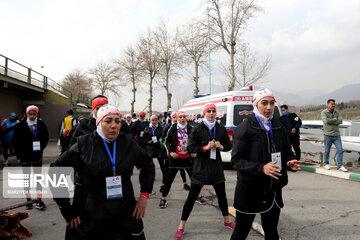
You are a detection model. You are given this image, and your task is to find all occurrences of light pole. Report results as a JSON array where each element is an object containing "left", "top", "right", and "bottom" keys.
[{"left": 40, "top": 66, "right": 44, "bottom": 75}]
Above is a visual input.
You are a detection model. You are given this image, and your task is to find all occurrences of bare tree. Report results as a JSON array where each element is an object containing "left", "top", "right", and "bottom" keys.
[
  {"left": 137, "top": 28, "right": 163, "bottom": 115},
  {"left": 154, "top": 19, "right": 182, "bottom": 111},
  {"left": 116, "top": 45, "right": 143, "bottom": 113},
  {"left": 179, "top": 21, "right": 209, "bottom": 96},
  {"left": 205, "top": 0, "right": 261, "bottom": 91},
  {"left": 62, "top": 68, "right": 92, "bottom": 97},
  {"left": 235, "top": 42, "right": 271, "bottom": 88},
  {"left": 88, "top": 61, "right": 122, "bottom": 96}
]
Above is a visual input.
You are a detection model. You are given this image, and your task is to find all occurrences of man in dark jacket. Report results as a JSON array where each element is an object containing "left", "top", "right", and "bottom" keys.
[
  {"left": 130, "top": 112, "right": 149, "bottom": 149},
  {"left": 280, "top": 105, "right": 302, "bottom": 160}
]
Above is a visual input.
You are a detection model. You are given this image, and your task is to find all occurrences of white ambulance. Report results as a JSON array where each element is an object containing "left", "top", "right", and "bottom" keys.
[{"left": 179, "top": 87, "right": 280, "bottom": 164}]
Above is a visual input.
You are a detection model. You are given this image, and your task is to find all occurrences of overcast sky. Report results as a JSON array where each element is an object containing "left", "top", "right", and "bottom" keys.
[{"left": 1, "top": 0, "right": 359, "bottom": 111}]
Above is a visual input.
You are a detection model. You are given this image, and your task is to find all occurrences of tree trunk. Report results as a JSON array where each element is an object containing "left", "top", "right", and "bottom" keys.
[
  {"left": 165, "top": 71, "right": 171, "bottom": 111},
  {"left": 148, "top": 72, "right": 153, "bottom": 116},
  {"left": 228, "top": 45, "right": 236, "bottom": 91},
  {"left": 131, "top": 74, "right": 136, "bottom": 114},
  {"left": 193, "top": 61, "right": 200, "bottom": 95}
]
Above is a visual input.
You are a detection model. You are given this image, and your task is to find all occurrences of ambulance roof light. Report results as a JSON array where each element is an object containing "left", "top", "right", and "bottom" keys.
[{"left": 240, "top": 86, "right": 253, "bottom": 91}]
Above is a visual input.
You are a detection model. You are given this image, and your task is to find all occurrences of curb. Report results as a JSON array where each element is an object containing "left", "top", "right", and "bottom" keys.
[{"left": 300, "top": 164, "right": 360, "bottom": 182}]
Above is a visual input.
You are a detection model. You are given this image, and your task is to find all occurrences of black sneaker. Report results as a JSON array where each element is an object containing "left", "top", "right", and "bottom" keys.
[
  {"left": 26, "top": 203, "right": 33, "bottom": 210},
  {"left": 159, "top": 199, "right": 167, "bottom": 209},
  {"left": 196, "top": 196, "right": 207, "bottom": 205},
  {"left": 35, "top": 200, "right": 47, "bottom": 210},
  {"left": 183, "top": 184, "right": 190, "bottom": 191},
  {"left": 159, "top": 185, "right": 164, "bottom": 193}
]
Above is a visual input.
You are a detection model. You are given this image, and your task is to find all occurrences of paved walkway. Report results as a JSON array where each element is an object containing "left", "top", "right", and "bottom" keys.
[{"left": 1, "top": 140, "right": 360, "bottom": 183}]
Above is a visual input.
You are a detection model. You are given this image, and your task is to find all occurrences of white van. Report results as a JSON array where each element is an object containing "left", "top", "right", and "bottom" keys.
[{"left": 179, "top": 88, "right": 280, "bottom": 163}]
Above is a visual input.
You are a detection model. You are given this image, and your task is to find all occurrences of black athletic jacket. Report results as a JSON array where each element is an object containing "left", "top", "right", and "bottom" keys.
[
  {"left": 231, "top": 113, "right": 295, "bottom": 213},
  {"left": 13, "top": 118, "right": 49, "bottom": 164},
  {"left": 187, "top": 121, "right": 232, "bottom": 185},
  {"left": 51, "top": 132, "right": 155, "bottom": 239}
]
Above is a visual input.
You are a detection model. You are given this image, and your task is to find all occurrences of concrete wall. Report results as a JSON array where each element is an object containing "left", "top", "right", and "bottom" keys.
[
  {"left": 0, "top": 89, "right": 23, "bottom": 120},
  {"left": 39, "top": 91, "right": 73, "bottom": 139}
]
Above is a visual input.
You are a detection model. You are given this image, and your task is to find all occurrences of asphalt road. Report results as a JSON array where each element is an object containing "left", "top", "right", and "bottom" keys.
[{"left": 1, "top": 161, "right": 359, "bottom": 240}]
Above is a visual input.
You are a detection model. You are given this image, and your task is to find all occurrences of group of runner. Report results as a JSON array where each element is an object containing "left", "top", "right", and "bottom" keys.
[{"left": 11, "top": 88, "right": 301, "bottom": 240}]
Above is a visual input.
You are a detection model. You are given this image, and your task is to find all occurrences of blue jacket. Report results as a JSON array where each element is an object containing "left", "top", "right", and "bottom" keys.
[{"left": 1, "top": 118, "right": 19, "bottom": 143}]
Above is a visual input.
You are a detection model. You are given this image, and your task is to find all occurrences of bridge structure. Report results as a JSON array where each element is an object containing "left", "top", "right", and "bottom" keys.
[{"left": 0, "top": 54, "right": 92, "bottom": 138}]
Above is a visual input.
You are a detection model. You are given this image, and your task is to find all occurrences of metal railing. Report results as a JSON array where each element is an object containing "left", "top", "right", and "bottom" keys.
[{"left": 0, "top": 54, "right": 91, "bottom": 106}]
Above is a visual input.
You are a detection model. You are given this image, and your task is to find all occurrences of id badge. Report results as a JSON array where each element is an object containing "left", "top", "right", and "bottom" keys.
[
  {"left": 210, "top": 148, "right": 216, "bottom": 160},
  {"left": 152, "top": 136, "right": 158, "bottom": 143},
  {"left": 271, "top": 152, "right": 282, "bottom": 170},
  {"left": 106, "top": 175, "right": 123, "bottom": 199},
  {"left": 33, "top": 141, "right": 41, "bottom": 151},
  {"left": 140, "top": 131, "right": 144, "bottom": 137}
]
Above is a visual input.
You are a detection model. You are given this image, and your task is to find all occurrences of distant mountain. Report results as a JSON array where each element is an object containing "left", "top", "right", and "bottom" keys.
[
  {"left": 310, "top": 84, "right": 360, "bottom": 105},
  {"left": 274, "top": 84, "right": 360, "bottom": 106},
  {"left": 272, "top": 90, "right": 308, "bottom": 106}
]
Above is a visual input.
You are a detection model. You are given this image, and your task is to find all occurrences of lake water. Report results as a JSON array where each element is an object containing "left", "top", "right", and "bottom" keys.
[{"left": 300, "top": 120, "right": 360, "bottom": 169}]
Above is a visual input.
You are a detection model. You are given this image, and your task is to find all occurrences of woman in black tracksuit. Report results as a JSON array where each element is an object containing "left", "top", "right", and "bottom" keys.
[
  {"left": 13, "top": 105, "right": 49, "bottom": 210},
  {"left": 174, "top": 104, "right": 235, "bottom": 239},
  {"left": 143, "top": 115, "right": 165, "bottom": 187},
  {"left": 159, "top": 111, "right": 196, "bottom": 208},
  {"left": 51, "top": 105, "right": 155, "bottom": 240},
  {"left": 230, "top": 88, "right": 301, "bottom": 240},
  {"left": 161, "top": 113, "right": 190, "bottom": 192}
]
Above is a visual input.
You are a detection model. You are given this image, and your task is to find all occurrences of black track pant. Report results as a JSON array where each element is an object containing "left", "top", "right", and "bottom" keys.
[
  {"left": 290, "top": 136, "right": 301, "bottom": 160},
  {"left": 230, "top": 206, "right": 280, "bottom": 240},
  {"left": 162, "top": 168, "right": 192, "bottom": 197},
  {"left": 181, "top": 182, "right": 229, "bottom": 221},
  {"left": 155, "top": 157, "right": 165, "bottom": 184},
  {"left": 163, "top": 160, "right": 187, "bottom": 184},
  {"left": 2, "top": 142, "right": 11, "bottom": 160}
]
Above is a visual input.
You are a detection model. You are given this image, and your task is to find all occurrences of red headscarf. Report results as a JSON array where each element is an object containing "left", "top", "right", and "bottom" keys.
[
  {"left": 202, "top": 103, "right": 216, "bottom": 116},
  {"left": 177, "top": 111, "right": 186, "bottom": 118},
  {"left": 92, "top": 97, "right": 108, "bottom": 110},
  {"left": 26, "top": 105, "right": 39, "bottom": 116}
]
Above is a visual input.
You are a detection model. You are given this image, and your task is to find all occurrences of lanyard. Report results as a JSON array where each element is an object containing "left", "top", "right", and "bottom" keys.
[
  {"left": 151, "top": 126, "right": 156, "bottom": 136},
  {"left": 102, "top": 139, "right": 117, "bottom": 172},
  {"left": 254, "top": 115, "right": 276, "bottom": 151},
  {"left": 178, "top": 126, "right": 186, "bottom": 141},
  {"left": 203, "top": 122, "right": 216, "bottom": 140},
  {"left": 31, "top": 123, "right": 38, "bottom": 138},
  {"left": 140, "top": 121, "right": 146, "bottom": 130}
]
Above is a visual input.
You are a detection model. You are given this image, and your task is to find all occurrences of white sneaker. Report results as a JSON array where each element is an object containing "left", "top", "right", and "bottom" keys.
[
  {"left": 338, "top": 166, "right": 348, "bottom": 172},
  {"left": 324, "top": 164, "right": 330, "bottom": 170},
  {"left": 252, "top": 221, "right": 265, "bottom": 236}
]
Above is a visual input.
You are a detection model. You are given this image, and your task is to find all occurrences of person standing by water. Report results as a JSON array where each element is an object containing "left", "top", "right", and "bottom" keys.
[
  {"left": 13, "top": 105, "right": 49, "bottom": 210},
  {"left": 51, "top": 105, "right": 155, "bottom": 240},
  {"left": 230, "top": 88, "right": 302, "bottom": 240},
  {"left": 321, "top": 99, "right": 348, "bottom": 172},
  {"left": 174, "top": 104, "right": 234, "bottom": 239}
]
